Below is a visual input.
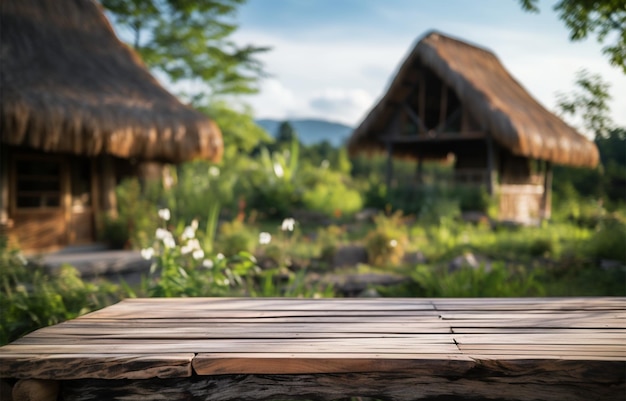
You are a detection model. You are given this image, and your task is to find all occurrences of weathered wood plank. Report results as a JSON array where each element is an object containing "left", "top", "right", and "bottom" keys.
[
  {"left": 193, "top": 353, "right": 474, "bottom": 375},
  {"left": 0, "top": 354, "right": 194, "bottom": 380}
]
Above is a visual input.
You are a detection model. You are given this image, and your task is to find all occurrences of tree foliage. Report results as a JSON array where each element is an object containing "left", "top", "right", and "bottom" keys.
[
  {"left": 100, "top": 0, "right": 269, "bottom": 96},
  {"left": 196, "top": 101, "right": 271, "bottom": 158},
  {"left": 556, "top": 69, "right": 614, "bottom": 138},
  {"left": 519, "top": 0, "right": 626, "bottom": 73},
  {"left": 276, "top": 121, "right": 298, "bottom": 147}
]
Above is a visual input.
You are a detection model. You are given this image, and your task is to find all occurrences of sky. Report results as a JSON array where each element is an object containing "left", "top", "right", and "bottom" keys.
[{"left": 231, "top": 0, "right": 626, "bottom": 131}]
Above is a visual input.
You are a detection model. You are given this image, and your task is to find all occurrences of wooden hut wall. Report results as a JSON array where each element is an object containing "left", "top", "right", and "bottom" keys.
[
  {"left": 6, "top": 146, "right": 104, "bottom": 252},
  {"left": 497, "top": 149, "right": 546, "bottom": 223}
]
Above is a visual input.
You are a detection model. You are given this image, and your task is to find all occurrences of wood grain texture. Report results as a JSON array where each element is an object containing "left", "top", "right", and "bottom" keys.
[{"left": 0, "top": 297, "right": 624, "bottom": 400}]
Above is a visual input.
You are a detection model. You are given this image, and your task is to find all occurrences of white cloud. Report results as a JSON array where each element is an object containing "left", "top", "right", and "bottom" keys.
[
  {"left": 308, "top": 88, "right": 373, "bottom": 125},
  {"left": 247, "top": 78, "right": 299, "bottom": 120}
]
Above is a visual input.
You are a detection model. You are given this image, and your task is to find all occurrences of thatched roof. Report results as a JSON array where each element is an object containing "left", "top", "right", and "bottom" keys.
[
  {"left": 348, "top": 31, "right": 599, "bottom": 168},
  {"left": 1, "top": 0, "right": 222, "bottom": 163}
]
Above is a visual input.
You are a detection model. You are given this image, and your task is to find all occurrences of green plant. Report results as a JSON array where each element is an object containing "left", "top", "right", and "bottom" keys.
[
  {"left": 99, "top": 215, "right": 129, "bottom": 249},
  {"left": 586, "top": 215, "right": 626, "bottom": 261},
  {"left": 141, "top": 214, "right": 261, "bottom": 298},
  {"left": 405, "top": 262, "right": 545, "bottom": 297},
  {"left": 365, "top": 212, "right": 408, "bottom": 267},
  {"left": 217, "top": 220, "right": 255, "bottom": 257},
  {"left": 0, "top": 240, "right": 122, "bottom": 345},
  {"left": 252, "top": 268, "right": 335, "bottom": 298},
  {"left": 115, "top": 178, "right": 159, "bottom": 249},
  {"left": 300, "top": 167, "right": 363, "bottom": 217}
]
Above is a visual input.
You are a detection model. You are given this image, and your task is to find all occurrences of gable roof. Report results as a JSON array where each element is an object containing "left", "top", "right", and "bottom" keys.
[
  {"left": 348, "top": 31, "right": 599, "bottom": 168},
  {"left": 1, "top": 0, "right": 222, "bottom": 163}
]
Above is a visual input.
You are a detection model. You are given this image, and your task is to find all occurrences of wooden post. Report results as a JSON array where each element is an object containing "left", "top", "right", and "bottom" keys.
[
  {"left": 385, "top": 140, "right": 394, "bottom": 189},
  {"left": 542, "top": 161, "right": 553, "bottom": 220},
  {"left": 0, "top": 145, "right": 9, "bottom": 233},
  {"left": 62, "top": 159, "right": 72, "bottom": 244},
  {"left": 439, "top": 82, "right": 448, "bottom": 128},
  {"left": 486, "top": 134, "right": 497, "bottom": 196},
  {"left": 91, "top": 158, "right": 103, "bottom": 236},
  {"left": 418, "top": 71, "right": 426, "bottom": 129},
  {"left": 100, "top": 155, "right": 118, "bottom": 219}
]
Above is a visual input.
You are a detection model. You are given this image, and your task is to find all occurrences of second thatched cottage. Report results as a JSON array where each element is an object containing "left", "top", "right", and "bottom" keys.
[
  {"left": 1, "top": 0, "right": 223, "bottom": 252},
  {"left": 348, "top": 31, "right": 599, "bottom": 223}
]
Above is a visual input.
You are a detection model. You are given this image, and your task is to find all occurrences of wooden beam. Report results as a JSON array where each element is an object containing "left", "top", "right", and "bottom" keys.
[
  {"left": 542, "top": 161, "right": 553, "bottom": 220},
  {"left": 439, "top": 82, "right": 448, "bottom": 127},
  {"left": 435, "top": 107, "right": 461, "bottom": 133},
  {"left": 388, "top": 131, "right": 486, "bottom": 143},
  {"left": 403, "top": 103, "right": 427, "bottom": 134},
  {"left": 418, "top": 71, "right": 426, "bottom": 126}
]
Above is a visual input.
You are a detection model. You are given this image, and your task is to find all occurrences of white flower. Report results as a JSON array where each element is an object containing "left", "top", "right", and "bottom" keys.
[
  {"left": 158, "top": 208, "right": 171, "bottom": 221},
  {"left": 202, "top": 259, "right": 214, "bottom": 269},
  {"left": 320, "top": 159, "right": 330, "bottom": 169},
  {"left": 155, "top": 228, "right": 171, "bottom": 240},
  {"left": 163, "top": 237, "right": 176, "bottom": 249},
  {"left": 259, "top": 232, "right": 272, "bottom": 245},
  {"left": 191, "top": 219, "right": 199, "bottom": 230},
  {"left": 182, "top": 226, "right": 196, "bottom": 240},
  {"left": 140, "top": 247, "right": 155, "bottom": 260},
  {"left": 389, "top": 239, "right": 398, "bottom": 248},
  {"left": 216, "top": 253, "right": 225, "bottom": 260},
  {"left": 273, "top": 162, "right": 284, "bottom": 178},
  {"left": 181, "top": 238, "right": 201, "bottom": 255},
  {"left": 192, "top": 249, "right": 205, "bottom": 260},
  {"left": 209, "top": 166, "right": 220, "bottom": 177},
  {"left": 157, "top": 227, "right": 176, "bottom": 248},
  {"left": 281, "top": 218, "right": 296, "bottom": 232},
  {"left": 16, "top": 253, "right": 28, "bottom": 266}
]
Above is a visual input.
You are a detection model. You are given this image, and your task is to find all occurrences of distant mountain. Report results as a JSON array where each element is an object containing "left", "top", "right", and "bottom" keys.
[{"left": 256, "top": 118, "right": 353, "bottom": 147}]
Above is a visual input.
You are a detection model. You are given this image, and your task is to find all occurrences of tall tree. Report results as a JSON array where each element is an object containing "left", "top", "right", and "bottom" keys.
[
  {"left": 519, "top": 0, "right": 626, "bottom": 73},
  {"left": 100, "top": 0, "right": 269, "bottom": 97},
  {"left": 276, "top": 121, "right": 298, "bottom": 148}
]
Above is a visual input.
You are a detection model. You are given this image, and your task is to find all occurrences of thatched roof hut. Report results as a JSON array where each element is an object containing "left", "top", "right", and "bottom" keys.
[
  {"left": 1, "top": 0, "right": 222, "bottom": 163},
  {"left": 1, "top": 0, "right": 223, "bottom": 252},
  {"left": 348, "top": 31, "right": 598, "bottom": 168}
]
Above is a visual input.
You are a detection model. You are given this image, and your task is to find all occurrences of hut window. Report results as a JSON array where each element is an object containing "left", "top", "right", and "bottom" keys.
[{"left": 14, "top": 159, "right": 62, "bottom": 209}]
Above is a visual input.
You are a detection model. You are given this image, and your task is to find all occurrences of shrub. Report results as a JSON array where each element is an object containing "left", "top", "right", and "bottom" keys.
[
  {"left": 407, "top": 262, "right": 545, "bottom": 297},
  {"left": 365, "top": 212, "right": 408, "bottom": 266},
  {"left": 300, "top": 168, "right": 363, "bottom": 217},
  {"left": 217, "top": 220, "right": 255, "bottom": 257},
  {"left": 0, "top": 240, "right": 122, "bottom": 345},
  {"left": 586, "top": 215, "right": 626, "bottom": 262},
  {"left": 99, "top": 215, "right": 129, "bottom": 249},
  {"left": 115, "top": 178, "right": 159, "bottom": 249}
]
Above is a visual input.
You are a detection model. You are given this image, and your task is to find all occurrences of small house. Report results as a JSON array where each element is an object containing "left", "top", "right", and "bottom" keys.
[
  {"left": 0, "top": 0, "right": 223, "bottom": 252},
  {"left": 348, "top": 31, "right": 599, "bottom": 223}
]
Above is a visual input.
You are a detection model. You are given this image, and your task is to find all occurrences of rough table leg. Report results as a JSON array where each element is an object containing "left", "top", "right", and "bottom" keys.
[{"left": 12, "top": 379, "right": 59, "bottom": 401}]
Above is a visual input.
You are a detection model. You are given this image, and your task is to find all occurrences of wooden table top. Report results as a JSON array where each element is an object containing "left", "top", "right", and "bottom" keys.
[{"left": 1, "top": 297, "right": 624, "bottom": 381}]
